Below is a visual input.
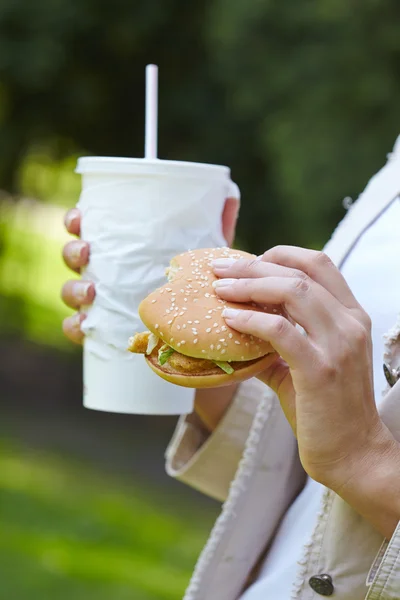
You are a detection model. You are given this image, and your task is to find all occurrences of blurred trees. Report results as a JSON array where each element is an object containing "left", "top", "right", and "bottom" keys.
[{"left": 0, "top": 0, "right": 400, "bottom": 252}]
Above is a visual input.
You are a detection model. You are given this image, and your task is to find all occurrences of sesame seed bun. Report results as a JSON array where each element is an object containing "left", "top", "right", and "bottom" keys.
[
  {"left": 129, "top": 247, "right": 281, "bottom": 388},
  {"left": 138, "top": 247, "right": 276, "bottom": 362}
]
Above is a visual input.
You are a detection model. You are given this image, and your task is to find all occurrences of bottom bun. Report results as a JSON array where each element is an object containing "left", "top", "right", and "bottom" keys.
[{"left": 145, "top": 352, "right": 278, "bottom": 389}]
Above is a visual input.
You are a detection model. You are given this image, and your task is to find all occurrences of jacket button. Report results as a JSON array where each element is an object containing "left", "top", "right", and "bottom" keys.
[
  {"left": 309, "top": 574, "right": 334, "bottom": 596},
  {"left": 383, "top": 363, "right": 400, "bottom": 387}
]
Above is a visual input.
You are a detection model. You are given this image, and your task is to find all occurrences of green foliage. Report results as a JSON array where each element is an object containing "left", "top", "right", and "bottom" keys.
[
  {"left": 0, "top": 0, "right": 399, "bottom": 251},
  {"left": 0, "top": 441, "right": 210, "bottom": 599}
]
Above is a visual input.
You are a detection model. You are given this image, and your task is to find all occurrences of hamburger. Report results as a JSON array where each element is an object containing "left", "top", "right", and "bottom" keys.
[{"left": 128, "top": 247, "right": 279, "bottom": 388}]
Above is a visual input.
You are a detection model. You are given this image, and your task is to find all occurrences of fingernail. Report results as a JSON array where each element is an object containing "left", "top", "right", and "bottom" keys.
[
  {"left": 65, "top": 209, "right": 79, "bottom": 230},
  {"left": 222, "top": 308, "right": 241, "bottom": 319},
  {"left": 75, "top": 281, "right": 92, "bottom": 303},
  {"left": 212, "top": 278, "right": 237, "bottom": 288},
  {"left": 71, "top": 313, "right": 83, "bottom": 329},
  {"left": 70, "top": 241, "right": 86, "bottom": 261},
  {"left": 211, "top": 258, "right": 237, "bottom": 269}
]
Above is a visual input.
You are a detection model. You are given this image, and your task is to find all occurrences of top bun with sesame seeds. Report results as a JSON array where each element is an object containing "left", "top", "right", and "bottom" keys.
[{"left": 127, "top": 248, "right": 279, "bottom": 388}]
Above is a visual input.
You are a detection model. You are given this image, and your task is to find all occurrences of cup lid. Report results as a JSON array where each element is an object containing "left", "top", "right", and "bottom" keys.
[{"left": 76, "top": 157, "right": 231, "bottom": 179}]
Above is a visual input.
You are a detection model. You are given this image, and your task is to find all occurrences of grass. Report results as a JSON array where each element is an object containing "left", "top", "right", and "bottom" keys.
[{"left": 0, "top": 440, "right": 210, "bottom": 600}]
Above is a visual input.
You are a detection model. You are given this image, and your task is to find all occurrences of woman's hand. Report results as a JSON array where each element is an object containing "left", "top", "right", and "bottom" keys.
[
  {"left": 211, "top": 246, "right": 397, "bottom": 500},
  {"left": 61, "top": 208, "right": 95, "bottom": 344},
  {"left": 60, "top": 197, "right": 239, "bottom": 346}
]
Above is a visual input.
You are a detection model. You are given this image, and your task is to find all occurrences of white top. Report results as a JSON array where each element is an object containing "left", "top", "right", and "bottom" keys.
[{"left": 241, "top": 197, "right": 400, "bottom": 599}]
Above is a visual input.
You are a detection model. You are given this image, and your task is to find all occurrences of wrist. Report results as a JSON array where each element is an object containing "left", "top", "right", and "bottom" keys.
[{"left": 334, "top": 424, "right": 400, "bottom": 539}]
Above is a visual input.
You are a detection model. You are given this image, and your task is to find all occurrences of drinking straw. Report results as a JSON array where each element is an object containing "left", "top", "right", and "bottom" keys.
[{"left": 145, "top": 64, "right": 158, "bottom": 159}]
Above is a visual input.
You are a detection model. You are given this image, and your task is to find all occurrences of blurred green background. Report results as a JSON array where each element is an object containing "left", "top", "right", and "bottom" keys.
[{"left": 1, "top": 0, "right": 400, "bottom": 598}]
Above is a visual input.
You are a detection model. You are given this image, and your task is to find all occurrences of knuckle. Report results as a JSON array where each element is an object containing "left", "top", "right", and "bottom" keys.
[
  {"left": 289, "top": 267, "right": 306, "bottom": 280},
  {"left": 291, "top": 277, "right": 310, "bottom": 296},
  {"left": 358, "top": 310, "right": 372, "bottom": 332},
  {"left": 272, "top": 315, "right": 288, "bottom": 337},
  {"left": 312, "top": 250, "right": 333, "bottom": 271},
  {"left": 352, "top": 322, "right": 369, "bottom": 348}
]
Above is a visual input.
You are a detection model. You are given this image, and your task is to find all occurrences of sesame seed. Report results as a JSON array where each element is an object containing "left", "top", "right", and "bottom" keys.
[
  {"left": 170, "top": 338, "right": 174, "bottom": 342},
  {"left": 200, "top": 283, "right": 205, "bottom": 288},
  {"left": 229, "top": 333, "right": 233, "bottom": 339},
  {"left": 245, "top": 342, "right": 249, "bottom": 347},
  {"left": 182, "top": 324, "right": 187, "bottom": 329},
  {"left": 219, "top": 338, "right": 225, "bottom": 342},
  {"left": 217, "top": 344, "right": 221, "bottom": 350},
  {"left": 194, "top": 320, "right": 200, "bottom": 324},
  {"left": 216, "top": 329, "right": 221, "bottom": 334},
  {"left": 208, "top": 310, "right": 213, "bottom": 314},
  {"left": 241, "top": 356, "right": 245, "bottom": 360},
  {"left": 177, "top": 342, "right": 181, "bottom": 347},
  {"left": 177, "top": 325, "right": 181, "bottom": 330},
  {"left": 205, "top": 293, "right": 211, "bottom": 298},
  {"left": 206, "top": 328, "right": 212, "bottom": 333},
  {"left": 180, "top": 340, "right": 186, "bottom": 345},
  {"left": 193, "top": 298, "right": 198, "bottom": 302},
  {"left": 205, "top": 315, "right": 212, "bottom": 319},
  {"left": 213, "top": 323, "right": 218, "bottom": 327},
  {"left": 159, "top": 332, "right": 163, "bottom": 336},
  {"left": 179, "top": 312, "right": 185, "bottom": 316},
  {"left": 160, "top": 289, "right": 164, "bottom": 294},
  {"left": 151, "top": 299, "right": 157, "bottom": 303},
  {"left": 221, "top": 349, "right": 226, "bottom": 354},
  {"left": 171, "top": 292, "right": 176, "bottom": 296},
  {"left": 166, "top": 288, "right": 172, "bottom": 292},
  {"left": 221, "top": 326, "right": 227, "bottom": 332},
  {"left": 202, "top": 349, "right": 206, "bottom": 354},
  {"left": 166, "top": 309, "right": 170, "bottom": 314},
  {"left": 193, "top": 339, "right": 198, "bottom": 344},
  {"left": 188, "top": 321, "right": 193, "bottom": 324},
  {"left": 210, "top": 344, "right": 214, "bottom": 350},
  {"left": 167, "top": 319, "right": 173, "bottom": 325},
  {"left": 180, "top": 289, "right": 184, "bottom": 293},
  {"left": 155, "top": 324, "right": 159, "bottom": 329},
  {"left": 187, "top": 278, "right": 192, "bottom": 282},
  {"left": 235, "top": 341, "right": 241, "bottom": 345}
]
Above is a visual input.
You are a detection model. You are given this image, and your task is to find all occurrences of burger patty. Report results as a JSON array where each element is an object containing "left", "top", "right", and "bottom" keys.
[{"left": 129, "top": 331, "right": 263, "bottom": 376}]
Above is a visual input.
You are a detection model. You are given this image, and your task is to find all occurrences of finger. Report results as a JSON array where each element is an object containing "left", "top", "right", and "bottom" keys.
[
  {"left": 212, "top": 256, "right": 311, "bottom": 284},
  {"left": 62, "top": 313, "right": 86, "bottom": 345},
  {"left": 61, "top": 280, "right": 95, "bottom": 310},
  {"left": 64, "top": 208, "right": 81, "bottom": 236},
  {"left": 213, "top": 276, "right": 341, "bottom": 337},
  {"left": 258, "top": 245, "right": 359, "bottom": 309},
  {"left": 222, "top": 308, "right": 313, "bottom": 371},
  {"left": 62, "top": 240, "right": 90, "bottom": 272},
  {"left": 222, "top": 197, "right": 240, "bottom": 247}
]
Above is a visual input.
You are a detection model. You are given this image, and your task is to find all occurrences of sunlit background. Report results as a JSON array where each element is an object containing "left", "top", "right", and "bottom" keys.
[{"left": 1, "top": 1, "right": 400, "bottom": 598}]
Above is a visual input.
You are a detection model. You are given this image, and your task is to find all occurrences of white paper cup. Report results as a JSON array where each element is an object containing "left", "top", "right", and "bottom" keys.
[{"left": 75, "top": 157, "right": 240, "bottom": 415}]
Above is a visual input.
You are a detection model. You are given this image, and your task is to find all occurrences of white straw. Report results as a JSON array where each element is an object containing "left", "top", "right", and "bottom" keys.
[{"left": 145, "top": 64, "right": 158, "bottom": 159}]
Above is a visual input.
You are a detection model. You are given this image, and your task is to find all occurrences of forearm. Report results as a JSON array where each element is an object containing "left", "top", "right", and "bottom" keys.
[
  {"left": 194, "top": 384, "right": 239, "bottom": 432},
  {"left": 333, "top": 425, "right": 400, "bottom": 539}
]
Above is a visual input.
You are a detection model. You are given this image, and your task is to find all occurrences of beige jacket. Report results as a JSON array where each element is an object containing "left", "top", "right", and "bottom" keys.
[{"left": 165, "top": 137, "right": 400, "bottom": 600}]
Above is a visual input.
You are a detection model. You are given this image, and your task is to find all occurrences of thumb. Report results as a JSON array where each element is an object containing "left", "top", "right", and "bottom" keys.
[{"left": 257, "top": 357, "right": 296, "bottom": 433}]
